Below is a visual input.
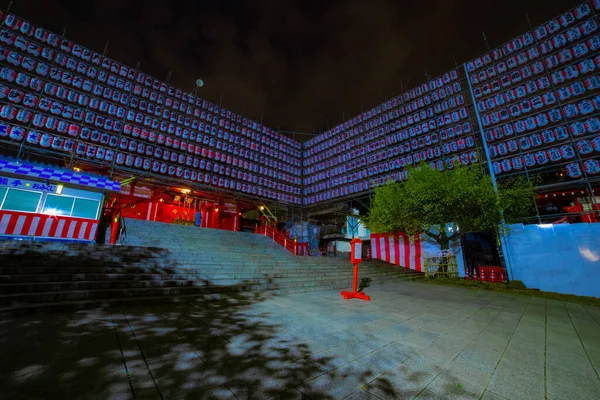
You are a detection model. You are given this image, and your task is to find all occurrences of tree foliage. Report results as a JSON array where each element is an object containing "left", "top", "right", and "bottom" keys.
[{"left": 364, "top": 163, "right": 536, "bottom": 249}]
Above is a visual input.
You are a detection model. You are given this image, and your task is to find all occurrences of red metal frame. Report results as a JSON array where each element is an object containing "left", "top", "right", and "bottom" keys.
[
  {"left": 255, "top": 225, "right": 309, "bottom": 256},
  {"left": 341, "top": 238, "right": 370, "bottom": 301}
]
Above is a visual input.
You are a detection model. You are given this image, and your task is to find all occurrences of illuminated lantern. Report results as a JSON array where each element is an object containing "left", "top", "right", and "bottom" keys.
[{"left": 584, "top": 159, "right": 600, "bottom": 175}]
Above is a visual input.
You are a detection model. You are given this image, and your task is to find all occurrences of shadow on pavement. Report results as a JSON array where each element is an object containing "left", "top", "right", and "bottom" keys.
[{"left": 0, "top": 285, "right": 399, "bottom": 399}]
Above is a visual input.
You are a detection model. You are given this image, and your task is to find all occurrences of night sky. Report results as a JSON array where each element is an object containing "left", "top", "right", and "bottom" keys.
[{"left": 8, "top": 0, "right": 578, "bottom": 140}]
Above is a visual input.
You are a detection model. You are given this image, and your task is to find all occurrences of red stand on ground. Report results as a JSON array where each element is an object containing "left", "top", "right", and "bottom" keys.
[{"left": 340, "top": 263, "right": 371, "bottom": 301}]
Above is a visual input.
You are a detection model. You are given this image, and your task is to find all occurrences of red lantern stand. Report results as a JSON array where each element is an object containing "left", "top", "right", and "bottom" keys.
[{"left": 341, "top": 238, "right": 371, "bottom": 301}]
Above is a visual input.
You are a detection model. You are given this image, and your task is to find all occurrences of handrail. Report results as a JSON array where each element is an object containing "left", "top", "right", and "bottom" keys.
[{"left": 254, "top": 225, "right": 309, "bottom": 256}]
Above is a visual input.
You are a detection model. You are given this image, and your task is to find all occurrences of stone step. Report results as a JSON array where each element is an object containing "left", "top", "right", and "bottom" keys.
[
  {"left": 0, "top": 273, "right": 420, "bottom": 306},
  {"left": 0, "top": 271, "right": 418, "bottom": 291},
  {"left": 0, "top": 266, "right": 418, "bottom": 282},
  {"left": 0, "top": 272, "right": 421, "bottom": 295},
  {"left": 0, "top": 259, "right": 415, "bottom": 272},
  {"left": 0, "top": 267, "right": 422, "bottom": 282},
  {"left": 0, "top": 272, "right": 408, "bottom": 287},
  {"left": 0, "top": 275, "right": 417, "bottom": 315},
  {"left": 0, "top": 219, "right": 425, "bottom": 313}
]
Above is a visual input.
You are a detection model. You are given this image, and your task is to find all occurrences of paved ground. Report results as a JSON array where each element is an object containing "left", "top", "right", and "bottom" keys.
[{"left": 1, "top": 281, "right": 599, "bottom": 400}]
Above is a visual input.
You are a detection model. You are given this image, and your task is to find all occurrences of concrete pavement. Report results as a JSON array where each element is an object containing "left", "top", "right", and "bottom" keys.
[{"left": 1, "top": 281, "right": 598, "bottom": 399}]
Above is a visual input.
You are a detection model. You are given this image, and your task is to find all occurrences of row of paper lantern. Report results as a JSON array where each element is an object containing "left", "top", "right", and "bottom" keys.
[
  {"left": 470, "top": 20, "right": 598, "bottom": 87},
  {"left": 475, "top": 52, "right": 598, "bottom": 107},
  {"left": 488, "top": 126, "right": 600, "bottom": 159},
  {"left": 0, "top": 122, "right": 302, "bottom": 202},
  {"left": 303, "top": 103, "right": 469, "bottom": 166},
  {"left": 0, "top": 25, "right": 302, "bottom": 164},
  {"left": 304, "top": 69, "right": 461, "bottom": 149},
  {"left": 490, "top": 132, "right": 600, "bottom": 161},
  {"left": 492, "top": 143, "right": 575, "bottom": 174},
  {"left": 303, "top": 118, "right": 470, "bottom": 178},
  {"left": 1, "top": 13, "right": 301, "bottom": 154},
  {"left": 480, "top": 97, "right": 600, "bottom": 143},
  {"left": 303, "top": 77, "right": 460, "bottom": 151},
  {"left": 0, "top": 81, "right": 302, "bottom": 179},
  {"left": 0, "top": 50, "right": 302, "bottom": 168},
  {"left": 466, "top": 2, "right": 595, "bottom": 73},
  {"left": 303, "top": 81, "right": 464, "bottom": 158},
  {"left": 564, "top": 159, "right": 600, "bottom": 177},
  {"left": 472, "top": 33, "right": 599, "bottom": 100},
  {"left": 477, "top": 71, "right": 598, "bottom": 115},
  {"left": 306, "top": 95, "right": 467, "bottom": 162},
  {"left": 303, "top": 181, "right": 371, "bottom": 204},
  {"left": 303, "top": 120, "right": 473, "bottom": 181},
  {"left": 0, "top": 90, "right": 302, "bottom": 182},
  {"left": 304, "top": 112, "right": 471, "bottom": 176},
  {"left": 305, "top": 137, "right": 477, "bottom": 189},
  {"left": 0, "top": 62, "right": 302, "bottom": 178},
  {"left": 479, "top": 76, "right": 599, "bottom": 128},
  {"left": 484, "top": 109, "right": 600, "bottom": 143},
  {"left": 1, "top": 31, "right": 300, "bottom": 161},
  {"left": 493, "top": 148, "right": 600, "bottom": 177},
  {"left": 0, "top": 105, "right": 303, "bottom": 189},
  {"left": 304, "top": 150, "right": 480, "bottom": 202}
]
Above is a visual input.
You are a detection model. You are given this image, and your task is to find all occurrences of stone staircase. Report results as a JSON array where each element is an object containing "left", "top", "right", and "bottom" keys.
[{"left": 0, "top": 219, "right": 423, "bottom": 313}]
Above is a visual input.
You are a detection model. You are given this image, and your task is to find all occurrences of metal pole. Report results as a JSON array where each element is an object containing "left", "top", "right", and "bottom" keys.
[
  {"left": 464, "top": 63, "right": 514, "bottom": 279},
  {"left": 463, "top": 64, "right": 499, "bottom": 192}
]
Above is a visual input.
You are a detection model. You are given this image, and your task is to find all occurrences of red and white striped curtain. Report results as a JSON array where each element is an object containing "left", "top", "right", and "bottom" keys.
[{"left": 370, "top": 233, "right": 423, "bottom": 271}]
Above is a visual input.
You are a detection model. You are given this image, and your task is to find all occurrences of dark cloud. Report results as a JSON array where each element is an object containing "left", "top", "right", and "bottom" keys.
[{"left": 8, "top": 0, "right": 578, "bottom": 140}]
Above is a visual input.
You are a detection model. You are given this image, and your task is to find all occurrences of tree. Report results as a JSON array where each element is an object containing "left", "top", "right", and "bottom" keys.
[{"left": 364, "top": 163, "right": 536, "bottom": 250}]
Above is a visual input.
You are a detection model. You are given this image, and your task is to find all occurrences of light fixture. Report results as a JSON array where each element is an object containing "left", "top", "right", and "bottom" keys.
[
  {"left": 215, "top": 208, "right": 219, "bottom": 212},
  {"left": 259, "top": 206, "right": 264, "bottom": 211},
  {"left": 73, "top": 167, "right": 82, "bottom": 172},
  {"left": 56, "top": 184, "right": 64, "bottom": 195},
  {"left": 181, "top": 188, "right": 190, "bottom": 195},
  {"left": 159, "top": 198, "right": 164, "bottom": 202}
]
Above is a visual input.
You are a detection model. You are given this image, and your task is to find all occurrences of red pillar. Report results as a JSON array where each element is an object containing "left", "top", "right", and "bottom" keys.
[
  {"left": 211, "top": 208, "right": 219, "bottom": 229},
  {"left": 109, "top": 215, "right": 119, "bottom": 244},
  {"left": 233, "top": 206, "right": 240, "bottom": 232}
]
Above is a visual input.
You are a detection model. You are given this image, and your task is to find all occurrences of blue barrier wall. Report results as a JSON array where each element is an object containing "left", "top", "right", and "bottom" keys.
[{"left": 502, "top": 223, "right": 600, "bottom": 298}]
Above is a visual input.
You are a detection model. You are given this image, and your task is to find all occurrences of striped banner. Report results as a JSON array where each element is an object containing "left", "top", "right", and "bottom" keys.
[
  {"left": 0, "top": 210, "right": 98, "bottom": 241},
  {"left": 370, "top": 233, "right": 423, "bottom": 271}
]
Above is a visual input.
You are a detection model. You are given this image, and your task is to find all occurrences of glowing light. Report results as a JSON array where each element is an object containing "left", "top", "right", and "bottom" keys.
[
  {"left": 181, "top": 189, "right": 191, "bottom": 194},
  {"left": 579, "top": 247, "right": 600, "bottom": 262},
  {"left": 538, "top": 224, "right": 554, "bottom": 229},
  {"left": 56, "top": 185, "right": 64, "bottom": 195},
  {"left": 259, "top": 206, "right": 265, "bottom": 211},
  {"left": 73, "top": 167, "right": 82, "bottom": 172},
  {"left": 159, "top": 198, "right": 164, "bottom": 202},
  {"left": 44, "top": 208, "right": 63, "bottom": 216},
  {"left": 215, "top": 208, "right": 219, "bottom": 212}
]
